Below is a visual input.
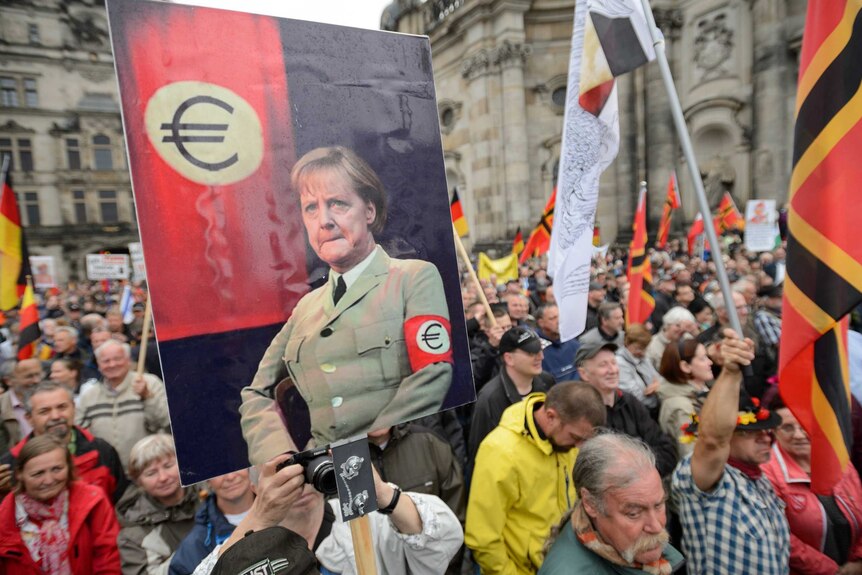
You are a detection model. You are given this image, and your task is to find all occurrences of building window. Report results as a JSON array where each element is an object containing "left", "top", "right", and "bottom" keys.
[
  {"left": 21, "top": 192, "right": 40, "bottom": 226},
  {"left": 99, "top": 190, "right": 118, "bottom": 222},
  {"left": 28, "top": 24, "right": 40, "bottom": 45},
  {"left": 130, "top": 196, "right": 137, "bottom": 225},
  {"left": 66, "top": 138, "right": 81, "bottom": 170},
  {"left": 17, "top": 139, "right": 33, "bottom": 172},
  {"left": 1, "top": 78, "right": 17, "bottom": 107},
  {"left": 92, "top": 134, "right": 113, "bottom": 170},
  {"left": 23, "top": 79, "right": 38, "bottom": 108},
  {"left": 73, "top": 190, "right": 87, "bottom": 224},
  {"left": 551, "top": 86, "right": 567, "bottom": 107},
  {"left": 0, "top": 139, "right": 12, "bottom": 170}
]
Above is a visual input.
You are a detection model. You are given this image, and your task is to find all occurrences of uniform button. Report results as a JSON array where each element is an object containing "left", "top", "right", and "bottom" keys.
[
  {"left": 331, "top": 396, "right": 343, "bottom": 407},
  {"left": 321, "top": 363, "right": 336, "bottom": 373},
  {"left": 384, "top": 336, "right": 391, "bottom": 345},
  {"left": 320, "top": 327, "right": 333, "bottom": 337}
]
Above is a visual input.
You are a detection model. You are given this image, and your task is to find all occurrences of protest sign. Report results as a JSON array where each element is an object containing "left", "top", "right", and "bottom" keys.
[
  {"left": 85, "top": 254, "right": 130, "bottom": 281},
  {"left": 128, "top": 242, "right": 146, "bottom": 282},
  {"left": 108, "top": 0, "right": 474, "bottom": 482},
  {"left": 745, "top": 199, "right": 779, "bottom": 252},
  {"left": 29, "top": 256, "right": 56, "bottom": 289}
]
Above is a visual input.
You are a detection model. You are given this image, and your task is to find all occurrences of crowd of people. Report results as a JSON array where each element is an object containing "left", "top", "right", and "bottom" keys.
[{"left": 1, "top": 233, "right": 862, "bottom": 574}]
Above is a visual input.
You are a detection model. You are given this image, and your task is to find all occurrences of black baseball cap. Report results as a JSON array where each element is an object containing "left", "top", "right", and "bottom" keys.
[
  {"left": 212, "top": 527, "right": 319, "bottom": 575},
  {"left": 499, "top": 326, "right": 543, "bottom": 354},
  {"left": 574, "top": 341, "right": 618, "bottom": 366}
]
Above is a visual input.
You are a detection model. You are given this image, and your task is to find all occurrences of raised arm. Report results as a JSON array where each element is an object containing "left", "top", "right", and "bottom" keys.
[{"left": 691, "top": 328, "right": 755, "bottom": 492}]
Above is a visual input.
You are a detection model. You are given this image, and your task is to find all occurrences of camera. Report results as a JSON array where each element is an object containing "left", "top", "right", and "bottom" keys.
[{"left": 276, "top": 447, "right": 337, "bottom": 496}]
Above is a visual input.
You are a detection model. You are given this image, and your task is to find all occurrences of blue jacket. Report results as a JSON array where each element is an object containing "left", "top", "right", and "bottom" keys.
[
  {"left": 168, "top": 495, "right": 235, "bottom": 575},
  {"left": 536, "top": 328, "right": 580, "bottom": 382}
]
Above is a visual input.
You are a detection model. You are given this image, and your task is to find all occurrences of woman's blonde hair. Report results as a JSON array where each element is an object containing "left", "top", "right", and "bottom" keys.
[
  {"left": 128, "top": 433, "right": 176, "bottom": 482},
  {"left": 290, "top": 146, "right": 388, "bottom": 235}
]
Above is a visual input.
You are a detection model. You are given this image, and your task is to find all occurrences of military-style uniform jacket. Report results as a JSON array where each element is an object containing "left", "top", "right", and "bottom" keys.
[{"left": 241, "top": 246, "right": 453, "bottom": 463}]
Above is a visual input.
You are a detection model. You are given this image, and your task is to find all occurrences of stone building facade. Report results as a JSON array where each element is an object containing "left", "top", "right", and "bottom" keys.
[
  {"left": 0, "top": 0, "right": 135, "bottom": 283},
  {"left": 382, "top": 0, "right": 807, "bottom": 251}
]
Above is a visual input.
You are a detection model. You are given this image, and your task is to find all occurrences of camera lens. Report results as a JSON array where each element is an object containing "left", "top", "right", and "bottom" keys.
[{"left": 306, "top": 456, "right": 337, "bottom": 496}]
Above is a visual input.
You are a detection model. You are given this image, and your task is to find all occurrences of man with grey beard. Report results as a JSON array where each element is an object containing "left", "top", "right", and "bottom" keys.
[{"left": 539, "top": 433, "right": 684, "bottom": 574}]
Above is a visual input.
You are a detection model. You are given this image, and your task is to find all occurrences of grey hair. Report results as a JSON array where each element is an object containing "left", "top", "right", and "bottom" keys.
[
  {"left": 573, "top": 432, "right": 657, "bottom": 515},
  {"left": 23, "top": 381, "right": 73, "bottom": 414},
  {"left": 54, "top": 326, "right": 79, "bottom": 341},
  {"left": 128, "top": 433, "right": 176, "bottom": 481},
  {"left": 94, "top": 339, "right": 131, "bottom": 361},
  {"left": 661, "top": 306, "right": 696, "bottom": 329}
]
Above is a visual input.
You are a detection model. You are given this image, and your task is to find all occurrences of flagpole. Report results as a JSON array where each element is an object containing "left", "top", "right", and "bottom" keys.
[{"left": 639, "top": 0, "right": 748, "bottom": 348}]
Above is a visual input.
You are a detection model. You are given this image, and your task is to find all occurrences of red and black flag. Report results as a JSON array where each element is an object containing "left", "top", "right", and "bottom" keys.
[
  {"left": 626, "top": 184, "right": 654, "bottom": 326},
  {"left": 656, "top": 171, "right": 680, "bottom": 249},
  {"left": 17, "top": 277, "right": 40, "bottom": 360},
  {"left": 0, "top": 162, "right": 32, "bottom": 311},
  {"left": 780, "top": 0, "right": 862, "bottom": 494},
  {"left": 512, "top": 226, "right": 524, "bottom": 256},
  {"left": 451, "top": 187, "right": 469, "bottom": 237},
  {"left": 520, "top": 189, "right": 556, "bottom": 263},
  {"left": 713, "top": 191, "right": 743, "bottom": 233}
]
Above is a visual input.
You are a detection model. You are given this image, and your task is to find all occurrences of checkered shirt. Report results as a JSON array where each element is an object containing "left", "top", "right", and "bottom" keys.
[
  {"left": 672, "top": 454, "right": 790, "bottom": 575},
  {"left": 754, "top": 309, "right": 783, "bottom": 347}
]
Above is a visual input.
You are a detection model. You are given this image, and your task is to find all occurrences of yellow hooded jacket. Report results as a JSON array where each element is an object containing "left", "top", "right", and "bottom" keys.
[{"left": 465, "top": 393, "right": 578, "bottom": 575}]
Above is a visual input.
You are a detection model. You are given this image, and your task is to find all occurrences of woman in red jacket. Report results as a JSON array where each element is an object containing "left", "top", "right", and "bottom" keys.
[
  {"left": 0, "top": 435, "right": 122, "bottom": 574},
  {"left": 763, "top": 402, "right": 862, "bottom": 575}
]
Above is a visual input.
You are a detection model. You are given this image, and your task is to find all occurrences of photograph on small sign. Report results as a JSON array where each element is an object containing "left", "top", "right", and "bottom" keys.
[{"left": 107, "top": 0, "right": 474, "bottom": 482}]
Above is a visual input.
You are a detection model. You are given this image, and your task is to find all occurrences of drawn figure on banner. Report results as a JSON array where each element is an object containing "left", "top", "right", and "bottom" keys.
[{"left": 240, "top": 146, "right": 454, "bottom": 463}]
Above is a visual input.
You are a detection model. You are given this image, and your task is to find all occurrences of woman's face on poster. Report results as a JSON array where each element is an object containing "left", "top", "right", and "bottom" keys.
[{"left": 299, "top": 168, "right": 377, "bottom": 274}]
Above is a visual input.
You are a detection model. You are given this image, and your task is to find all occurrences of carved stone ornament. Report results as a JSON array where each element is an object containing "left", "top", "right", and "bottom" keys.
[
  {"left": 694, "top": 12, "right": 734, "bottom": 80},
  {"left": 461, "top": 41, "right": 531, "bottom": 79}
]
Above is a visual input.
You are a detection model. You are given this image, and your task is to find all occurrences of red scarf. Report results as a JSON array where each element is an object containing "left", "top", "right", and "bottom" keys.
[
  {"left": 728, "top": 456, "right": 763, "bottom": 480},
  {"left": 18, "top": 490, "right": 72, "bottom": 575}
]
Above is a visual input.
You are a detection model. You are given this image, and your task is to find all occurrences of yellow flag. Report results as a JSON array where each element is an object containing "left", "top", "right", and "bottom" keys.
[{"left": 477, "top": 252, "right": 518, "bottom": 284}]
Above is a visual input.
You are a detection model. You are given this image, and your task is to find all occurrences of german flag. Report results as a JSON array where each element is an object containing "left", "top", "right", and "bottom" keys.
[
  {"left": 713, "top": 192, "right": 743, "bottom": 233},
  {"left": 0, "top": 163, "right": 31, "bottom": 311},
  {"left": 451, "top": 187, "right": 469, "bottom": 237},
  {"left": 519, "top": 189, "right": 556, "bottom": 264},
  {"left": 592, "top": 222, "right": 601, "bottom": 247},
  {"left": 626, "top": 184, "right": 654, "bottom": 326},
  {"left": 779, "top": 0, "right": 861, "bottom": 495},
  {"left": 17, "top": 277, "right": 40, "bottom": 360},
  {"left": 656, "top": 171, "right": 680, "bottom": 249},
  {"left": 512, "top": 227, "right": 524, "bottom": 256}
]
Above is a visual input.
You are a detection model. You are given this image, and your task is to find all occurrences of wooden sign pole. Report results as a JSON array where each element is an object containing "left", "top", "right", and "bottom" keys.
[
  {"left": 452, "top": 224, "right": 497, "bottom": 328},
  {"left": 135, "top": 295, "right": 153, "bottom": 377},
  {"left": 349, "top": 515, "right": 378, "bottom": 575}
]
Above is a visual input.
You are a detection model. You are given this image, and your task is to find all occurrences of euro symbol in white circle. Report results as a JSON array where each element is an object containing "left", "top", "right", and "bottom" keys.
[
  {"left": 416, "top": 320, "right": 450, "bottom": 354},
  {"left": 145, "top": 81, "right": 263, "bottom": 186}
]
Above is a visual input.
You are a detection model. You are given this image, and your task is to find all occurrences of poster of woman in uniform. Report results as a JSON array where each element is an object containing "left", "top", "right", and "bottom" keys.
[{"left": 107, "top": 0, "right": 474, "bottom": 481}]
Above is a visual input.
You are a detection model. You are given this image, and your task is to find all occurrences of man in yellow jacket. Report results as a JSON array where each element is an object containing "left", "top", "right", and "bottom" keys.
[{"left": 466, "top": 381, "right": 607, "bottom": 574}]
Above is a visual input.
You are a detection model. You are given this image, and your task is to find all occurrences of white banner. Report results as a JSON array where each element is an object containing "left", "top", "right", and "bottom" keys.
[
  {"left": 86, "top": 254, "right": 130, "bottom": 281},
  {"left": 129, "top": 242, "right": 147, "bottom": 282},
  {"left": 744, "top": 199, "right": 778, "bottom": 252},
  {"left": 29, "top": 255, "right": 56, "bottom": 289}
]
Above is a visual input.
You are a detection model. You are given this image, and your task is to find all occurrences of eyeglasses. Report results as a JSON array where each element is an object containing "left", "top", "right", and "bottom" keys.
[{"left": 776, "top": 423, "right": 808, "bottom": 436}]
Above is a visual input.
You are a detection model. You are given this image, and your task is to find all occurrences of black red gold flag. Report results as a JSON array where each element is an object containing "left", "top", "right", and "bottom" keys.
[
  {"left": 780, "top": 0, "right": 861, "bottom": 494},
  {"left": 626, "top": 185, "right": 654, "bottom": 326},
  {"left": 17, "top": 277, "right": 40, "bottom": 360},
  {"left": 512, "top": 227, "right": 524, "bottom": 255},
  {"left": 520, "top": 189, "right": 556, "bottom": 264},
  {"left": 0, "top": 166, "right": 32, "bottom": 310},
  {"left": 451, "top": 188, "right": 469, "bottom": 237}
]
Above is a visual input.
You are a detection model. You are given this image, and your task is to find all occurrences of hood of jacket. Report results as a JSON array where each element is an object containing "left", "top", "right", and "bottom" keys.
[
  {"left": 497, "top": 392, "right": 555, "bottom": 456},
  {"left": 117, "top": 484, "right": 200, "bottom": 528}
]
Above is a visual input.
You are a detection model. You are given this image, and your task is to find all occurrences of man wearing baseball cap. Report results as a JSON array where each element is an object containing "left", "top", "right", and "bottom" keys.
[
  {"left": 467, "top": 326, "right": 555, "bottom": 462},
  {"left": 576, "top": 340, "right": 678, "bottom": 477}
]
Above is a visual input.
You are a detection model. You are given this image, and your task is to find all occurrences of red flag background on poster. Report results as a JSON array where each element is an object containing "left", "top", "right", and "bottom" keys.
[{"left": 112, "top": 4, "right": 306, "bottom": 342}]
